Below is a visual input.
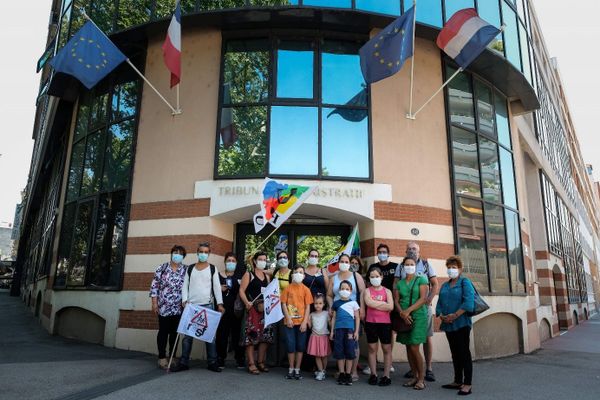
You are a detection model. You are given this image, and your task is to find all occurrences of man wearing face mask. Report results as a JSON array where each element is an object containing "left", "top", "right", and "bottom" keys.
[
  {"left": 367, "top": 244, "right": 399, "bottom": 292},
  {"left": 149, "top": 245, "right": 188, "bottom": 370},
  {"left": 171, "top": 242, "right": 225, "bottom": 373},
  {"left": 394, "top": 241, "right": 439, "bottom": 382}
]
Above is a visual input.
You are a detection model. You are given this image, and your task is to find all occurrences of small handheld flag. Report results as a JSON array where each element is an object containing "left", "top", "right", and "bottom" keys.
[
  {"left": 49, "top": 21, "right": 126, "bottom": 89},
  {"left": 359, "top": 6, "right": 415, "bottom": 84},
  {"left": 163, "top": 0, "right": 182, "bottom": 88},
  {"left": 436, "top": 8, "right": 501, "bottom": 69},
  {"left": 326, "top": 223, "right": 361, "bottom": 275}
]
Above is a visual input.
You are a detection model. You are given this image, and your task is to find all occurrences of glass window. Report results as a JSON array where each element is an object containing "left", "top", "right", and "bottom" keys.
[
  {"left": 475, "top": 81, "right": 495, "bottom": 137},
  {"left": 55, "top": 202, "right": 76, "bottom": 288},
  {"left": 452, "top": 127, "right": 480, "bottom": 197},
  {"left": 478, "top": 0, "right": 504, "bottom": 55},
  {"left": 518, "top": 22, "right": 532, "bottom": 84},
  {"left": 495, "top": 93, "right": 511, "bottom": 148},
  {"left": 58, "top": 4, "right": 72, "bottom": 51},
  {"left": 75, "top": 93, "right": 90, "bottom": 138},
  {"left": 103, "top": 119, "right": 134, "bottom": 190},
  {"left": 501, "top": 0, "right": 522, "bottom": 71},
  {"left": 416, "top": 0, "right": 442, "bottom": 27},
  {"left": 355, "top": 0, "right": 401, "bottom": 15},
  {"left": 445, "top": 0, "right": 474, "bottom": 22},
  {"left": 67, "top": 200, "right": 94, "bottom": 286},
  {"left": 217, "top": 106, "right": 267, "bottom": 176},
  {"left": 276, "top": 41, "right": 314, "bottom": 99},
  {"left": 116, "top": 0, "right": 152, "bottom": 30},
  {"left": 302, "top": 0, "right": 351, "bottom": 8},
  {"left": 269, "top": 106, "right": 318, "bottom": 175},
  {"left": 479, "top": 138, "right": 502, "bottom": 203},
  {"left": 322, "top": 42, "right": 365, "bottom": 106},
  {"left": 505, "top": 209, "right": 525, "bottom": 293},
  {"left": 90, "top": 92, "right": 108, "bottom": 130},
  {"left": 457, "top": 197, "right": 488, "bottom": 292},
  {"left": 66, "top": 140, "right": 85, "bottom": 202},
  {"left": 499, "top": 148, "right": 517, "bottom": 209},
  {"left": 447, "top": 67, "right": 475, "bottom": 131},
  {"left": 223, "top": 40, "right": 269, "bottom": 105},
  {"left": 485, "top": 203, "right": 510, "bottom": 293},
  {"left": 322, "top": 109, "right": 369, "bottom": 178},
  {"left": 111, "top": 81, "right": 137, "bottom": 121},
  {"left": 90, "top": 0, "right": 115, "bottom": 33},
  {"left": 80, "top": 132, "right": 105, "bottom": 197}
]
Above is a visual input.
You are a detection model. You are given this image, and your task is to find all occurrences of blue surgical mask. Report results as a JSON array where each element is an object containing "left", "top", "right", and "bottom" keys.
[
  {"left": 197, "top": 253, "right": 209, "bottom": 263},
  {"left": 171, "top": 254, "right": 184, "bottom": 264},
  {"left": 225, "top": 262, "right": 237, "bottom": 272},
  {"left": 377, "top": 253, "right": 389, "bottom": 262}
]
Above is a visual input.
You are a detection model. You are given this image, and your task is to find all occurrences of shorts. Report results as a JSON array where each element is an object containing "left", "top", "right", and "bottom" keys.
[
  {"left": 365, "top": 322, "right": 392, "bottom": 344},
  {"left": 284, "top": 325, "right": 308, "bottom": 353},
  {"left": 427, "top": 306, "right": 434, "bottom": 337},
  {"left": 333, "top": 328, "right": 356, "bottom": 360}
]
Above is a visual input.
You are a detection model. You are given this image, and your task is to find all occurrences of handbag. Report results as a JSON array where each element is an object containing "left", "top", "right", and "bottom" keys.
[
  {"left": 392, "top": 278, "right": 418, "bottom": 333},
  {"left": 463, "top": 278, "right": 489, "bottom": 317}
]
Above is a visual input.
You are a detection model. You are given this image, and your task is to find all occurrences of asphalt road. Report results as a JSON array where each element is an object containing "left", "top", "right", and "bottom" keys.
[{"left": 1, "top": 291, "right": 599, "bottom": 400}]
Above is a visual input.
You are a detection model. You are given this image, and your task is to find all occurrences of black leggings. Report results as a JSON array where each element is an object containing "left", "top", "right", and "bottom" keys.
[
  {"left": 216, "top": 310, "right": 244, "bottom": 363},
  {"left": 157, "top": 315, "right": 181, "bottom": 359},
  {"left": 445, "top": 326, "right": 473, "bottom": 385}
]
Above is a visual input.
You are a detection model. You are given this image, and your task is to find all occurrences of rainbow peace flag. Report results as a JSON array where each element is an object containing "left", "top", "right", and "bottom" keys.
[
  {"left": 327, "top": 223, "right": 361, "bottom": 275},
  {"left": 253, "top": 178, "right": 316, "bottom": 233}
]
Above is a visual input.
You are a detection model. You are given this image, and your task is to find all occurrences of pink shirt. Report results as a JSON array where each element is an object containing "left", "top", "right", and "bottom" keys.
[{"left": 365, "top": 286, "right": 391, "bottom": 324}]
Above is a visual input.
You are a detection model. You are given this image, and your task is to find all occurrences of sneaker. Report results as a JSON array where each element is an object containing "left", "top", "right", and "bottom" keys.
[
  {"left": 207, "top": 364, "right": 222, "bottom": 373},
  {"left": 362, "top": 366, "right": 372, "bottom": 375},
  {"left": 368, "top": 374, "right": 378, "bottom": 385},
  {"left": 378, "top": 376, "right": 392, "bottom": 386},
  {"left": 425, "top": 369, "right": 436, "bottom": 382},
  {"left": 158, "top": 358, "right": 168, "bottom": 369},
  {"left": 169, "top": 363, "right": 189, "bottom": 373},
  {"left": 294, "top": 371, "right": 303, "bottom": 380},
  {"left": 404, "top": 369, "right": 414, "bottom": 379},
  {"left": 315, "top": 371, "right": 326, "bottom": 381},
  {"left": 345, "top": 374, "right": 353, "bottom": 386},
  {"left": 286, "top": 370, "right": 295, "bottom": 380},
  {"left": 337, "top": 373, "right": 346, "bottom": 385}
]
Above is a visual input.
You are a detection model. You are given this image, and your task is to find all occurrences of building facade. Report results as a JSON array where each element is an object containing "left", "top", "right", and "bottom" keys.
[{"left": 15, "top": 0, "right": 600, "bottom": 361}]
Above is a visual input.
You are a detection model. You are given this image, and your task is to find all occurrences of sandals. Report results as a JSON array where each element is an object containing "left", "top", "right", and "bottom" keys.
[
  {"left": 257, "top": 362, "right": 269, "bottom": 373},
  {"left": 403, "top": 378, "right": 418, "bottom": 387},
  {"left": 247, "top": 363, "right": 260, "bottom": 375},
  {"left": 414, "top": 382, "right": 426, "bottom": 390}
]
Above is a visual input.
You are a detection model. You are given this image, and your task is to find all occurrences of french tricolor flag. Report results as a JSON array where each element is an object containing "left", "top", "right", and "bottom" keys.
[
  {"left": 162, "top": 0, "right": 181, "bottom": 88},
  {"left": 436, "top": 8, "right": 500, "bottom": 69}
]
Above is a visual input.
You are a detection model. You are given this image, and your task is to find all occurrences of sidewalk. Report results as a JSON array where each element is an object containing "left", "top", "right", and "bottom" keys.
[{"left": 1, "top": 290, "right": 599, "bottom": 400}]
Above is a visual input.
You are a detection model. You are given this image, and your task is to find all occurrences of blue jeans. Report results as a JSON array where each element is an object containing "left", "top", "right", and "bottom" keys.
[
  {"left": 283, "top": 325, "right": 308, "bottom": 353},
  {"left": 179, "top": 303, "right": 218, "bottom": 367}
]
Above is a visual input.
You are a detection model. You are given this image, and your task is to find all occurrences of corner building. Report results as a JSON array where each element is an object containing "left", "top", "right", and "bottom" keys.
[{"left": 16, "top": 0, "right": 600, "bottom": 361}]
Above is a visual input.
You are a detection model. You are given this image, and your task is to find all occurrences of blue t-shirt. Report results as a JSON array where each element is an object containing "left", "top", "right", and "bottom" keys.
[{"left": 332, "top": 299, "right": 360, "bottom": 330}]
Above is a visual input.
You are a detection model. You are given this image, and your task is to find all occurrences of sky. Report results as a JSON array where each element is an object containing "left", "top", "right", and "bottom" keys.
[{"left": 0, "top": 1, "right": 599, "bottom": 226}]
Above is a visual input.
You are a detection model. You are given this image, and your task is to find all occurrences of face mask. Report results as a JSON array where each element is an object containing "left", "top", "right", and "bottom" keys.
[
  {"left": 197, "top": 253, "right": 209, "bottom": 263},
  {"left": 407, "top": 250, "right": 418, "bottom": 260},
  {"left": 339, "top": 289, "right": 351, "bottom": 299},
  {"left": 171, "top": 254, "right": 184, "bottom": 264},
  {"left": 339, "top": 262, "right": 350, "bottom": 272},
  {"left": 404, "top": 265, "right": 416, "bottom": 275},
  {"left": 377, "top": 253, "right": 389, "bottom": 262},
  {"left": 447, "top": 268, "right": 460, "bottom": 279},
  {"left": 370, "top": 277, "right": 382, "bottom": 287},
  {"left": 256, "top": 260, "right": 267, "bottom": 270},
  {"left": 277, "top": 258, "right": 289, "bottom": 268},
  {"left": 308, "top": 257, "right": 319, "bottom": 266},
  {"left": 350, "top": 264, "right": 359, "bottom": 272},
  {"left": 225, "top": 262, "right": 237, "bottom": 272},
  {"left": 292, "top": 273, "right": 304, "bottom": 284}
]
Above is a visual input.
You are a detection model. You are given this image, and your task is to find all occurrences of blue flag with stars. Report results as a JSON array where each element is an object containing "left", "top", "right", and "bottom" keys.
[
  {"left": 359, "top": 6, "right": 415, "bottom": 84},
  {"left": 50, "top": 21, "right": 127, "bottom": 89}
]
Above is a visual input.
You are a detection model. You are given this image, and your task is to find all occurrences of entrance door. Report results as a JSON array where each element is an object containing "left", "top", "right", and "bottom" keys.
[{"left": 235, "top": 223, "right": 350, "bottom": 268}]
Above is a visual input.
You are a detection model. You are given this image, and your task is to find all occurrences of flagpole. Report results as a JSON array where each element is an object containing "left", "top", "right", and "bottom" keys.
[
  {"left": 407, "top": 0, "right": 417, "bottom": 119},
  {"left": 410, "top": 67, "right": 463, "bottom": 119},
  {"left": 166, "top": 333, "right": 181, "bottom": 372},
  {"left": 78, "top": 7, "right": 181, "bottom": 116},
  {"left": 176, "top": 83, "right": 181, "bottom": 112}
]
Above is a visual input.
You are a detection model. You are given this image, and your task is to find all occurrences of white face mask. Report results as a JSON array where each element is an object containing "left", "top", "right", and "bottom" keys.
[
  {"left": 256, "top": 260, "right": 267, "bottom": 270},
  {"left": 292, "top": 273, "right": 304, "bottom": 284},
  {"left": 277, "top": 258, "right": 289, "bottom": 268},
  {"left": 308, "top": 256, "right": 319, "bottom": 266},
  {"left": 370, "top": 277, "right": 382, "bottom": 287},
  {"left": 339, "top": 262, "right": 350, "bottom": 272},
  {"left": 447, "top": 268, "right": 460, "bottom": 279},
  {"left": 339, "top": 289, "right": 351, "bottom": 299},
  {"left": 404, "top": 265, "right": 416, "bottom": 275}
]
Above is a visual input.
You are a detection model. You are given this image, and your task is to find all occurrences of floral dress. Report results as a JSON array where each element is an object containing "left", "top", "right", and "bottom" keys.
[{"left": 241, "top": 271, "right": 274, "bottom": 346}]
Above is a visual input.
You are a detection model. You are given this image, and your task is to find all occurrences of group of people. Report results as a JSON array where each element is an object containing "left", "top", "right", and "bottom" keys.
[{"left": 149, "top": 241, "right": 476, "bottom": 395}]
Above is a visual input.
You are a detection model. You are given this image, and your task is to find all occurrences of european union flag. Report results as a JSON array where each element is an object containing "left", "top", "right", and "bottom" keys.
[
  {"left": 50, "top": 21, "right": 127, "bottom": 89},
  {"left": 359, "top": 6, "right": 415, "bottom": 84}
]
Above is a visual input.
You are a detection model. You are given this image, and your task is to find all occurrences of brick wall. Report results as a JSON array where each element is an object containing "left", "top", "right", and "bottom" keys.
[
  {"left": 361, "top": 238, "right": 454, "bottom": 259},
  {"left": 123, "top": 273, "right": 155, "bottom": 291},
  {"left": 130, "top": 199, "right": 210, "bottom": 220},
  {"left": 127, "top": 234, "right": 232, "bottom": 256},
  {"left": 118, "top": 310, "right": 158, "bottom": 330},
  {"left": 374, "top": 202, "right": 453, "bottom": 225}
]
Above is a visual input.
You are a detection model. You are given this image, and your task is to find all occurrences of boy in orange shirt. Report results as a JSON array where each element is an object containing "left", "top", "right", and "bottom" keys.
[{"left": 281, "top": 265, "right": 314, "bottom": 380}]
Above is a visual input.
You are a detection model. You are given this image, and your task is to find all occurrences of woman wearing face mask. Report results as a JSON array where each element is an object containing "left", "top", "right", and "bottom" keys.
[
  {"left": 436, "top": 256, "right": 475, "bottom": 396},
  {"left": 216, "top": 252, "right": 245, "bottom": 369},
  {"left": 327, "top": 253, "right": 366, "bottom": 381},
  {"left": 394, "top": 255, "right": 429, "bottom": 390},
  {"left": 239, "top": 251, "right": 274, "bottom": 375},
  {"left": 303, "top": 249, "right": 329, "bottom": 301},
  {"left": 281, "top": 265, "right": 314, "bottom": 379},
  {"left": 274, "top": 251, "right": 291, "bottom": 293},
  {"left": 149, "top": 245, "right": 188, "bottom": 369}
]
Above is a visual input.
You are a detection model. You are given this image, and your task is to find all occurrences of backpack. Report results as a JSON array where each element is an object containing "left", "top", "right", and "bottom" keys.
[{"left": 186, "top": 264, "right": 218, "bottom": 306}]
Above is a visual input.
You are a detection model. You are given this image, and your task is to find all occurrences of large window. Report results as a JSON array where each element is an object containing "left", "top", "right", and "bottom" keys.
[
  {"left": 446, "top": 64, "right": 524, "bottom": 294},
  {"left": 54, "top": 73, "right": 140, "bottom": 290},
  {"left": 216, "top": 37, "right": 370, "bottom": 180}
]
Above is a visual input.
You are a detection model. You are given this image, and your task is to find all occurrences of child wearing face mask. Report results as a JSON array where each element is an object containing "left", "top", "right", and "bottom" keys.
[
  {"left": 361, "top": 266, "right": 394, "bottom": 386},
  {"left": 330, "top": 280, "right": 360, "bottom": 386},
  {"left": 281, "top": 265, "right": 314, "bottom": 380},
  {"left": 307, "top": 294, "right": 331, "bottom": 381}
]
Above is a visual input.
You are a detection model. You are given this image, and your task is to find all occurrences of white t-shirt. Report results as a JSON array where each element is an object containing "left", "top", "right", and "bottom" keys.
[
  {"left": 310, "top": 311, "right": 329, "bottom": 335},
  {"left": 182, "top": 265, "right": 223, "bottom": 306}
]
